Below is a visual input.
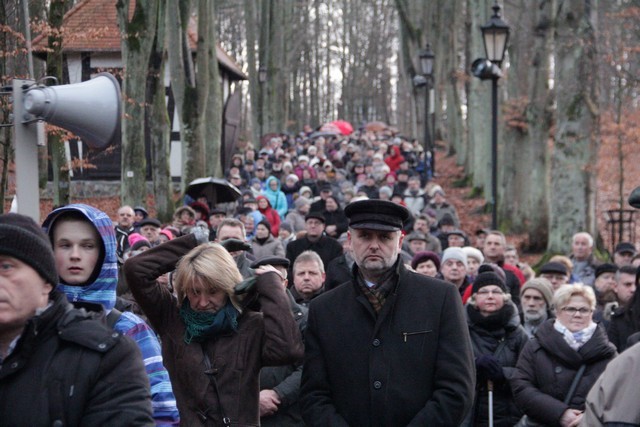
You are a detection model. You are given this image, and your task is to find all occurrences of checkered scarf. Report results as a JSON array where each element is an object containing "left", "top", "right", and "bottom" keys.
[{"left": 354, "top": 260, "right": 399, "bottom": 313}]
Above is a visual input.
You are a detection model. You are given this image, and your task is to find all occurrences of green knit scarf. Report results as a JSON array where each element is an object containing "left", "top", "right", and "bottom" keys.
[{"left": 179, "top": 299, "right": 239, "bottom": 344}]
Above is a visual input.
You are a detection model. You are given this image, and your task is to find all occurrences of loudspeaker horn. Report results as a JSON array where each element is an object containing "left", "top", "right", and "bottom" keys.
[{"left": 22, "top": 72, "right": 121, "bottom": 150}]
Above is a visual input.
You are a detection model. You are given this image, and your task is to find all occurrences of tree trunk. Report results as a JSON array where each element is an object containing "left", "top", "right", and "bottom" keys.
[
  {"left": 466, "top": 0, "right": 493, "bottom": 200},
  {"left": 499, "top": 0, "right": 553, "bottom": 250},
  {"left": 548, "top": 0, "right": 600, "bottom": 252},
  {"left": 47, "top": 0, "right": 70, "bottom": 206},
  {"left": 203, "top": 0, "right": 223, "bottom": 178},
  {"left": 148, "top": 3, "right": 172, "bottom": 223},
  {"left": 117, "top": 0, "right": 159, "bottom": 207}
]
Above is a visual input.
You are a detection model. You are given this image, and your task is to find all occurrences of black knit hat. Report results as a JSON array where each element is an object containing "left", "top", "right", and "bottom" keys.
[
  {"left": 472, "top": 271, "right": 506, "bottom": 294},
  {"left": 257, "top": 219, "right": 272, "bottom": 234},
  {"left": 0, "top": 213, "right": 58, "bottom": 286}
]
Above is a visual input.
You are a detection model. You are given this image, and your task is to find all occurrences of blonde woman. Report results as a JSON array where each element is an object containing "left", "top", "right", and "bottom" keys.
[
  {"left": 511, "top": 284, "right": 616, "bottom": 427},
  {"left": 124, "top": 232, "right": 303, "bottom": 426}
]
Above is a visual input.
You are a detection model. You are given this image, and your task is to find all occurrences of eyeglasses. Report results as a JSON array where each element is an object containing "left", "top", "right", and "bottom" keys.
[
  {"left": 476, "top": 289, "right": 504, "bottom": 296},
  {"left": 561, "top": 306, "right": 592, "bottom": 315}
]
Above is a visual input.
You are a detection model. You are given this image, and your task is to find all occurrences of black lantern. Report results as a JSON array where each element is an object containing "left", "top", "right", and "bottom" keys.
[
  {"left": 419, "top": 44, "right": 435, "bottom": 77},
  {"left": 258, "top": 65, "right": 267, "bottom": 83},
  {"left": 481, "top": 3, "right": 510, "bottom": 67}
]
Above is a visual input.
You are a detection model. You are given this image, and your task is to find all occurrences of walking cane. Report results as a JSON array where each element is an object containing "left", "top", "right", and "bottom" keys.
[{"left": 488, "top": 380, "right": 494, "bottom": 427}]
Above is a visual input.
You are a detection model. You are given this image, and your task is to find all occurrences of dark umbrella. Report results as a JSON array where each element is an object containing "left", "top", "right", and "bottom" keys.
[{"left": 185, "top": 177, "right": 241, "bottom": 205}]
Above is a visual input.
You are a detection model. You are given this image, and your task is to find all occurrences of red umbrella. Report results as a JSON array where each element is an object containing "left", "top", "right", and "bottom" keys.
[{"left": 331, "top": 119, "right": 354, "bottom": 135}]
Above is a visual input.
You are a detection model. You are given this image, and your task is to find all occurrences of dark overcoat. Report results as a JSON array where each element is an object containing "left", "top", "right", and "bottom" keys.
[
  {"left": 300, "top": 260, "right": 475, "bottom": 426},
  {"left": 511, "top": 320, "right": 616, "bottom": 426}
]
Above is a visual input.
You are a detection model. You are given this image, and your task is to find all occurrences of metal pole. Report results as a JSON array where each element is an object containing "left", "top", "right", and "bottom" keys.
[
  {"left": 430, "top": 86, "right": 436, "bottom": 176},
  {"left": 423, "top": 82, "right": 431, "bottom": 184},
  {"left": 13, "top": 79, "right": 42, "bottom": 222},
  {"left": 491, "top": 76, "right": 499, "bottom": 230}
]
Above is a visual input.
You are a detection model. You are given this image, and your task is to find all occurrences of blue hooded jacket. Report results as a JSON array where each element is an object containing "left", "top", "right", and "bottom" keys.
[
  {"left": 263, "top": 176, "right": 289, "bottom": 219},
  {"left": 43, "top": 204, "right": 179, "bottom": 425}
]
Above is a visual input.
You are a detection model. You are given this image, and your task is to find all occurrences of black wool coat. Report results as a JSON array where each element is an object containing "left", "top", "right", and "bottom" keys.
[
  {"left": 300, "top": 260, "right": 476, "bottom": 426},
  {"left": 511, "top": 320, "right": 617, "bottom": 426},
  {"left": 0, "top": 292, "right": 153, "bottom": 426}
]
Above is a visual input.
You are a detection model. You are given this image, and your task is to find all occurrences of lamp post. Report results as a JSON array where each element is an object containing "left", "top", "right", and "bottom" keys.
[
  {"left": 418, "top": 43, "right": 434, "bottom": 184},
  {"left": 471, "top": 2, "right": 510, "bottom": 230},
  {"left": 258, "top": 65, "right": 267, "bottom": 139}
]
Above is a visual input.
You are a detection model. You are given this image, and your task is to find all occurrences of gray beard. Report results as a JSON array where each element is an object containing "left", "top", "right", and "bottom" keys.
[{"left": 524, "top": 309, "right": 548, "bottom": 324}]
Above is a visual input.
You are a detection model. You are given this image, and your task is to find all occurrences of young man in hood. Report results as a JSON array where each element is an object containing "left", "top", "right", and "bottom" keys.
[{"left": 43, "top": 204, "right": 180, "bottom": 425}]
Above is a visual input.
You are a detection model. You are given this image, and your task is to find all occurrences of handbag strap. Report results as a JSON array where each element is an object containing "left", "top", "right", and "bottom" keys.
[
  {"left": 563, "top": 364, "right": 586, "bottom": 405},
  {"left": 200, "top": 344, "right": 231, "bottom": 426}
]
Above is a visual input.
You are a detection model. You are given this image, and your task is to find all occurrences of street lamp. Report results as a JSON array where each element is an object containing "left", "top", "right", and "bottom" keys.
[
  {"left": 472, "top": 2, "right": 510, "bottom": 230},
  {"left": 258, "top": 65, "right": 267, "bottom": 139},
  {"left": 418, "top": 43, "right": 434, "bottom": 183}
]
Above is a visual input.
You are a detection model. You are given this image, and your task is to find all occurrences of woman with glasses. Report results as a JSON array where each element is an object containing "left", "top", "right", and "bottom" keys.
[
  {"left": 512, "top": 284, "right": 616, "bottom": 427},
  {"left": 461, "top": 272, "right": 529, "bottom": 427}
]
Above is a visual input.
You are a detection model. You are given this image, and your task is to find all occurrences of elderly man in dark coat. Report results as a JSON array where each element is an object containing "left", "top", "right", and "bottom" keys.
[{"left": 300, "top": 200, "right": 475, "bottom": 426}]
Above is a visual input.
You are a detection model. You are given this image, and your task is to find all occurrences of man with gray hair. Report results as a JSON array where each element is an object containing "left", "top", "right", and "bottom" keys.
[
  {"left": 439, "top": 247, "right": 470, "bottom": 296},
  {"left": 519, "top": 278, "right": 555, "bottom": 337},
  {"left": 291, "top": 250, "right": 326, "bottom": 307},
  {"left": 569, "top": 231, "right": 600, "bottom": 286}
]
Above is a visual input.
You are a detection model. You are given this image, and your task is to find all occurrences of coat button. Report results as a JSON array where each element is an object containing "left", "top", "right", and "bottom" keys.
[
  {"left": 373, "top": 381, "right": 382, "bottom": 389},
  {"left": 372, "top": 339, "right": 381, "bottom": 347},
  {"left": 10, "top": 362, "right": 18, "bottom": 369},
  {"left": 98, "top": 343, "right": 107, "bottom": 349},
  {"left": 555, "top": 366, "right": 562, "bottom": 374}
]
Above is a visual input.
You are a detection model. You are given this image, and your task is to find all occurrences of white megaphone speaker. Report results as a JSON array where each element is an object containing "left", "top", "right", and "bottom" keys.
[{"left": 22, "top": 72, "right": 121, "bottom": 149}]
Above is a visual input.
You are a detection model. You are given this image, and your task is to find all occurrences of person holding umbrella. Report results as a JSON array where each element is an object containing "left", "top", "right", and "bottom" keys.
[{"left": 462, "top": 271, "right": 529, "bottom": 427}]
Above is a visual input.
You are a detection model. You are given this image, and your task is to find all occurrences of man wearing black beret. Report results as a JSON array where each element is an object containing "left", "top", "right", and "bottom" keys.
[{"left": 300, "top": 200, "right": 475, "bottom": 426}]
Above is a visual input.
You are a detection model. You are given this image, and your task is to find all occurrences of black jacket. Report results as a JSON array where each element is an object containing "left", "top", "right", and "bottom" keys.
[
  {"left": 607, "top": 304, "right": 639, "bottom": 352},
  {"left": 260, "top": 291, "right": 308, "bottom": 427},
  {"left": 465, "top": 303, "right": 529, "bottom": 427},
  {"left": 300, "top": 260, "right": 475, "bottom": 426},
  {"left": 285, "top": 235, "right": 343, "bottom": 275},
  {"left": 0, "top": 292, "right": 153, "bottom": 426},
  {"left": 511, "top": 320, "right": 616, "bottom": 426},
  {"left": 324, "top": 254, "right": 353, "bottom": 291}
]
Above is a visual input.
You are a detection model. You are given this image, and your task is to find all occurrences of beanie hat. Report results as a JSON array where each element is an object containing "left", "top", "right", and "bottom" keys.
[
  {"left": 0, "top": 213, "right": 58, "bottom": 286},
  {"left": 462, "top": 246, "right": 484, "bottom": 264},
  {"left": 131, "top": 239, "right": 151, "bottom": 251},
  {"left": 472, "top": 271, "right": 506, "bottom": 294},
  {"left": 160, "top": 229, "right": 175, "bottom": 241},
  {"left": 478, "top": 263, "right": 507, "bottom": 284},
  {"left": 595, "top": 263, "right": 618, "bottom": 278},
  {"left": 520, "top": 278, "right": 554, "bottom": 307},
  {"left": 295, "top": 196, "right": 311, "bottom": 208},
  {"left": 441, "top": 247, "right": 467, "bottom": 268},
  {"left": 128, "top": 232, "right": 147, "bottom": 247},
  {"left": 411, "top": 251, "right": 441, "bottom": 271}
]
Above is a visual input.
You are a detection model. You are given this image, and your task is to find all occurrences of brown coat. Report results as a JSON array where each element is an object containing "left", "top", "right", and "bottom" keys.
[{"left": 124, "top": 235, "right": 304, "bottom": 426}]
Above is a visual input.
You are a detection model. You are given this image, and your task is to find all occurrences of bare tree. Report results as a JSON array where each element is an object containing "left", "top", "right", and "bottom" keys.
[
  {"left": 548, "top": 0, "right": 600, "bottom": 252},
  {"left": 117, "top": 0, "right": 159, "bottom": 207}
]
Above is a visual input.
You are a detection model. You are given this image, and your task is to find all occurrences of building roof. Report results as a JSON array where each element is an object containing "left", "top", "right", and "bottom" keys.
[{"left": 32, "top": 0, "right": 246, "bottom": 80}]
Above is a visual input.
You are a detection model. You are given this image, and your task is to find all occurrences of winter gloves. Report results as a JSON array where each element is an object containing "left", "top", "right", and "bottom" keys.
[{"left": 475, "top": 354, "right": 505, "bottom": 382}]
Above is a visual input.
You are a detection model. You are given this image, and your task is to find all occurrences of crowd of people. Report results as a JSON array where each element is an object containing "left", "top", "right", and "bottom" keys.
[{"left": 2, "top": 127, "right": 640, "bottom": 426}]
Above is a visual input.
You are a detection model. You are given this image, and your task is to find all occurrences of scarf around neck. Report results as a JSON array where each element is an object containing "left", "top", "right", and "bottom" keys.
[
  {"left": 179, "top": 299, "right": 239, "bottom": 344},
  {"left": 554, "top": 320, "right": 597, "bottom": 351}
]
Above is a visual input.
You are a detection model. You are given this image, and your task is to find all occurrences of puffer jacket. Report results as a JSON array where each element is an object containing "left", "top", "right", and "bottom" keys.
[
  {"left": 43, "top": 204, "right": 180, "bottom": 425},
  {"left": 0, "top": 291, "right": 153, "bottom": 426},
  {"left": 124, "top": 234, "right": 304, "bottom": 426},
  {"left": 263, "top": 176, "right": 289, "bottom": 220},
  {"left": 464, "top": 302, "right": 528, "bottom": 427},
  {"left": 511, "top": 320, "right": 617, "bottom": 426}
]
